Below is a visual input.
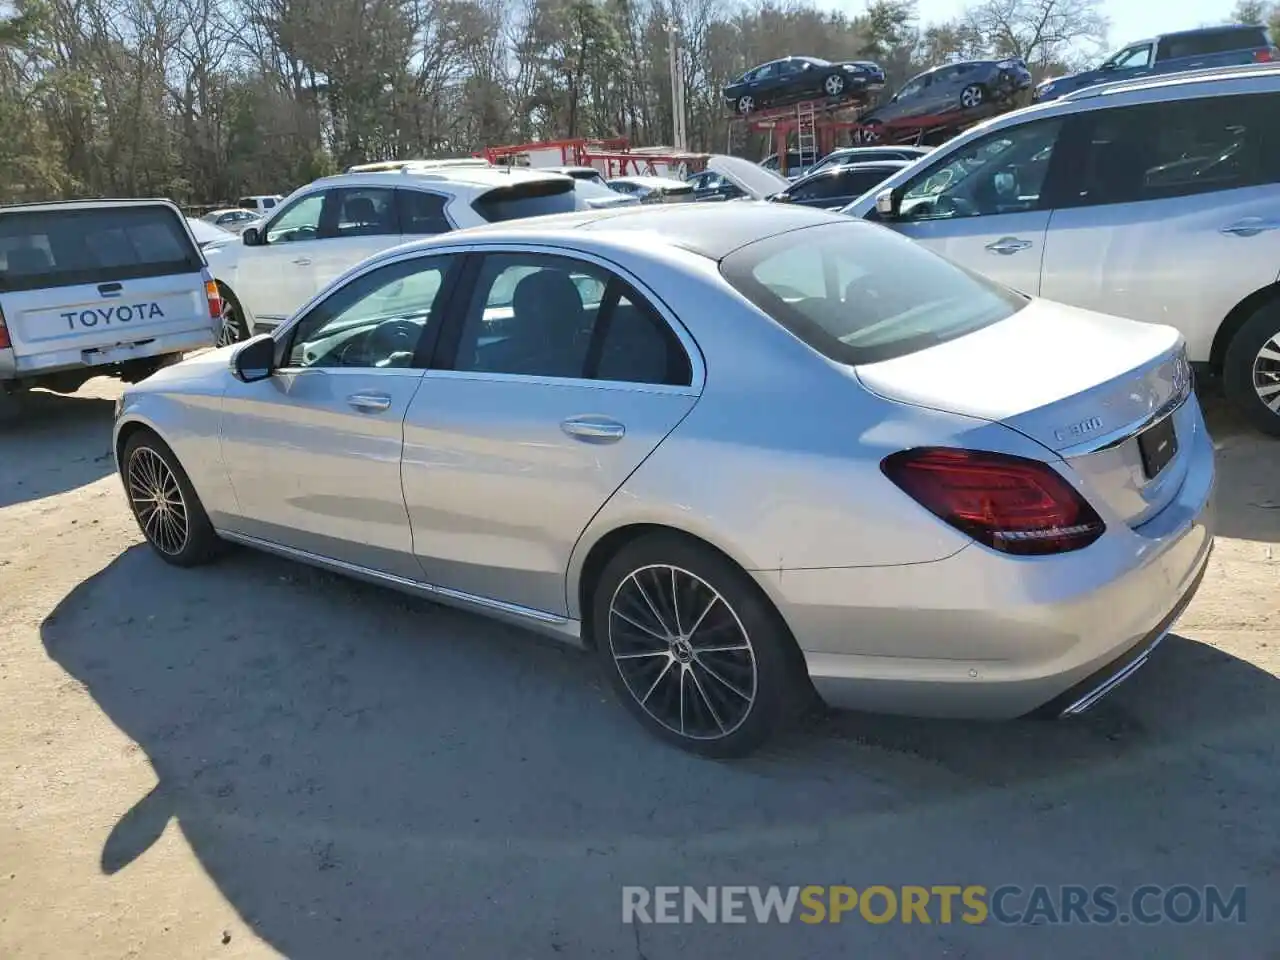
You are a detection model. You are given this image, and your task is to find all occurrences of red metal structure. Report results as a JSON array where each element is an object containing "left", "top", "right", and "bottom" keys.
[{"left": 479, "top": 138, "right": 710, "bottom": 178}]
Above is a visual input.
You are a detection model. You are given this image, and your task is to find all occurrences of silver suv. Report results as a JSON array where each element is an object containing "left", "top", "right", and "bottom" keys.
[
  {"left": 0, "top": 199, "right": 219, "bottom": 420},
  {"left": 843, "top": 63, "right": 1280, "bottom": 435}
]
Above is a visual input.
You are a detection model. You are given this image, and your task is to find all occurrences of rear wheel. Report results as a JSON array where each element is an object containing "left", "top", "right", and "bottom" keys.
[
  {"left": 857, "top": 119, "right": 883, "bottom": 144},
  {"left": 122, "top": 430, "right": 225, "bottom": 565},
  {"left": 592, "top": 533, "right": 810, "bottom": 757},
  {"left": 1224, "top": 303, "right": 1280, "bottom": 436}
]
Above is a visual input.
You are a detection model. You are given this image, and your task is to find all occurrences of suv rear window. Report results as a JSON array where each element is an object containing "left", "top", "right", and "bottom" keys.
[
  {"left": 471, "top": 179, "right": 577, "bottom": 222},
  {"left": 0, "top": 204, "right": 202, "bottom": 293},
  {"left": 720, "top": 221, "right": 1025, "bottom": 365}
]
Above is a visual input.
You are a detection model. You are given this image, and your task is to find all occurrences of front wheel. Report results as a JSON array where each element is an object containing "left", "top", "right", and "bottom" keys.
[
  {"left": 122, "top": 431, "right": 226, "bottom": 565},
  {"left": 959, "top": 83, "right": 985, "bottom": 109},
  {"left": 823, "top": 73, "right": 846, "bottom": 98},
  {"left": 592, "top": 533, "right": 810, "bottom": 757},
  {"left": 216, "top": 284, "right": 251, "bottom": 347},
  {"left": 738, "top": 95, "right": 755, "bottom": 114},
  {"left": 1224, "top": 303, "right": 1280, "bottom": 436}
]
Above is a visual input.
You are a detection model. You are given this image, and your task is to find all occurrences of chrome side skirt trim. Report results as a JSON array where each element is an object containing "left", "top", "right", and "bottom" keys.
[
  {"left": 1059, "top": 631, "right": 1166, "bottom": 716},
  {"left": 217, "top": 529, "right": 582, "bottom": 643}
]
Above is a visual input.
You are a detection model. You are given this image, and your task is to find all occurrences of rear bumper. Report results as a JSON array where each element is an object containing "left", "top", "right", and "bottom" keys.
[
  {"left": 4, "top": 327, "right": 215, "bottom": 381},
  {"left": 757, "top": 413, "right": 1217, "bottom": 720}
]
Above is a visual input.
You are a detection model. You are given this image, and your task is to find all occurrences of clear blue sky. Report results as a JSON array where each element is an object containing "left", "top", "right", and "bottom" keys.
[{"left": 824, "top": 0, "right": 1236, "bottom": 54}]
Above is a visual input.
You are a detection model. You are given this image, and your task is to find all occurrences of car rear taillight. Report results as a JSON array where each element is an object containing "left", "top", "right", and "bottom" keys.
[
  {"left": 1254, "top": 47, "right": 1276, "bottom": 62},
  {"left": 881, "top": 448, "right": 1105, "bottom": 556},
  {"left": 203, "top": 270, "right": 222, "bottom": 320},
  {"left": 0, "top": 306, "right": 9, "bottom": 349}
]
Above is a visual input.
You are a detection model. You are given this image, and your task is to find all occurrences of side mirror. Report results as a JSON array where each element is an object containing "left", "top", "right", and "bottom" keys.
[
  {"left": 229, "top": 333, "right": 275, "bottom": 382},
  {"left": 874, "top": 187, "right": 900, "bottom": 218},
  {"left": 1099, "top": 61, "right": 1115, "bottom": 71},
  {"left": 771, "top": 192, "right": 792, "bottom": 203},
  {"left": 241, "top": 226, "right": 262, "bottom": 246}
]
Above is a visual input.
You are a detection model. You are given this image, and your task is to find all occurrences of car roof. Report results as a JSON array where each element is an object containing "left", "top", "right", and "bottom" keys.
[
  {"left": 392, "top": 202, "right": 853, "bottom": 261},
  {"left": 1061, "top": 60, "right": 1280, "bottom": 102},
  {"left": 0, "top": 198, "right": 184, "bottom": 215},
  {"left": 309, "top": 165, "right": 571, "bottom": 196}
]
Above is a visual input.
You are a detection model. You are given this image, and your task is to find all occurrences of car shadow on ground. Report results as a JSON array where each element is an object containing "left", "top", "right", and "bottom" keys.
[
  {"left": 41, "top": 543, "right": 1280, "bottom": 957},
  {"left": 0, "top": 390, "right": 116, "bottom": 508},
  {"left": 1199, "top": 394, "right": 1280, "bottom": 544}
]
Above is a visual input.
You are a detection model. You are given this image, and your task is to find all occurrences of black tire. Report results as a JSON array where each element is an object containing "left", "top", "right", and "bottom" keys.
[
  {"left": 216, "top": 283, "right": 251, "bottom": 347},
  {"left": 0, "top": 386, "right": 21, "bottom": 424},
  {"left": 1223, "top": 301, "right": 1280, "bottom": 437},
  {"left": 858, "top": 120, "right": 883, "bottom": 144},
  {"left": 591, "top": 532, "right": 811, "bottom": 758},
  {"left": 121, "top": 429, "right": 226, "bottom": 566}
]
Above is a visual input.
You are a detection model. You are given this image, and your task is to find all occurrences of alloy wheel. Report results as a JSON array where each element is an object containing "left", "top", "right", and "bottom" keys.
[
  {"left": 739, "top": 95, "right": 754, "bottom": 114},
  {"left": 824, "top": 75, "right": 845, "bottom": 96},
  {"left": 127, "top": 446, "right": 189, "bottom": 556},
  {"left": 1254, "top": 332, "right": 1280, "bottom": 414},
  {"left": 608, "top": 564, "right": 758, "bottom": 741},
  {"left": 216, "top": 300, "right": 242, "bottom": 347},
  {"left": 960, "top": 84, "right": 984, "bottom": 108}
]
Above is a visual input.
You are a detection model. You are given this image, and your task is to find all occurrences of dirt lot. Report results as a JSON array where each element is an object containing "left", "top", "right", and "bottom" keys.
[{"left": 1, "top": 377, "right": 1278, "bottom": 959}]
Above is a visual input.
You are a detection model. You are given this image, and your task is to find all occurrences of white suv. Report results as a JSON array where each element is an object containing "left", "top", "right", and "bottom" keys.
[
  {"left": 209, "top": 165, "right": 637, "bottom": 340},
  {"left": 0, "top": 199, "right": 220, "bottom": 420},
  {"left": 842, "top": 63, "right": 1280, "bottom": 435}
]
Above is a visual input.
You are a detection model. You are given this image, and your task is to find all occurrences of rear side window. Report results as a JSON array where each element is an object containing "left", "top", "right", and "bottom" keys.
[
  {"left": 0, "top": 205, "right": 201, "bottom": 293},
  {"left": 1158, "top": 28, "right": 1266, "bottom": 60},
  {"left": 398, "top": 190, "right": 452, "bottom": 234},
  {"left": 471, "top": 179, "right": 577, "bottom": 222},
  {"left": 720, "top": 221, "right": 1025, "bottom": 365},
  {"left": 1064, "top": 92, "right": 1280, "bottom": 207}
]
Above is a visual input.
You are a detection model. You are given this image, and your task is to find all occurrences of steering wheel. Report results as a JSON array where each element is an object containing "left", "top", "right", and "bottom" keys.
[
  {"left": 932, "top": 194, "right": 976, "bottom": 219},
  {"left": 367, "top": 319, "right": 421, "bottom": 367}
]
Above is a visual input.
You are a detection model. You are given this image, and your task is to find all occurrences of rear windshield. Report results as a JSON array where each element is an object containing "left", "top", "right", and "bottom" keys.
[
  {"left": 720, "top": 221, "right": 1026, "bottom": 365},
  {"left": 471, "top": 179, "right": 577, "bottom": 222},
  {"left": 0, "top": 205, "right": 202, "bottom": 293}
]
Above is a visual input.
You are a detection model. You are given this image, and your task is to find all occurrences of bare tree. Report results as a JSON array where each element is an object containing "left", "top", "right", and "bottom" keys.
[{"left": 963, "top": 0, "right": 1108, "bottom": 74}]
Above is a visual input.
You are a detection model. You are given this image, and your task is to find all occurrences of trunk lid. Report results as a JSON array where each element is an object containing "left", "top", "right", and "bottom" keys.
[{"left": 855, "top": 299, "right": 1194, "bottom": 527}]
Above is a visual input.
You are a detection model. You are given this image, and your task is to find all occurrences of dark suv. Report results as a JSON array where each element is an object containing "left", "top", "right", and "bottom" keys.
[{"left": 1034, "top": 24, "right": 1279, "bottom": 102}]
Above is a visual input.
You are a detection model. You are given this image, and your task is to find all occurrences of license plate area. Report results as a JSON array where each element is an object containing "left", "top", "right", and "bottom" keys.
[{"left": 1137, "top": 416, "right": 1178, "bottom": 480}]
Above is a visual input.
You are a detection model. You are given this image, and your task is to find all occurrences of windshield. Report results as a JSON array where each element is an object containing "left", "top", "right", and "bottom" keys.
[{"left": 720, "top": 221, "right": 1025, "bottom": 365}]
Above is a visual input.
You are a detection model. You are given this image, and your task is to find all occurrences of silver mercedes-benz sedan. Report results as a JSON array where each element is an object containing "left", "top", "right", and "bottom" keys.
[{"left": 112, "top": 203, "right": 1216, "bottom": 757}]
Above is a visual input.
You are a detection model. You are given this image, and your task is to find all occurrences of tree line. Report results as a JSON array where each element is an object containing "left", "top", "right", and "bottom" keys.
[{"left": 2, "top": 0, "right": 1115, "bottom": 206}]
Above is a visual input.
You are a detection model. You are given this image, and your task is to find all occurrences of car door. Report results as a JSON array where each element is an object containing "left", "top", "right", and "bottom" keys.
[
  {"left": 218, "top": 252, "right": 462, "bottom": 578},
  {"left": 1039, "top": 91, "right": 1280, "bottom": 364},
  {"left": 401, "top": 248, "right": 701, "bottom": 617},
  {"left": 752, "top": 62, "right": 782, "bottom": 104},
  {"left": 235, "top": 191, "right": 327, "bottom": 324},
  {"left": 308, "top": 185, "right": 403, "bottom": 295},
  {"left": 879, "top": 115, "right": 1067, "bottom": 296}
]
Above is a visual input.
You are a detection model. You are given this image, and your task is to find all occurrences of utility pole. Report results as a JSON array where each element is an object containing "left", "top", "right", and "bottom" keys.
[{"left": 667, "top": 21, "right": 688, "bottom": 151}]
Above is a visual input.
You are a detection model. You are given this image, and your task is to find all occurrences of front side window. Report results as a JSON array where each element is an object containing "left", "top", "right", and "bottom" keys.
[
  {"left": 721, "top": 221, "right": 1025, "bottom": 365},
  {"left": 265, "top": 193, "right": 324, "bottom": 244},
  {"left": 450, "top": 253, "right": 690, "bottom": 385},
  {"left": 285, "top": 256, "right": 454, "bottom": 369},
  {"left": 897, "top": 76, "right": 928, "bottom": 99},
  {"left": 1103, "top": 44, "right": 1153, "bottom": 69},
  {"left": 1064, "top": 93, "right": 1279, "bottom": 207},
  {"left": 897, "top": 117, "right": 1063, "bottom": 221}
]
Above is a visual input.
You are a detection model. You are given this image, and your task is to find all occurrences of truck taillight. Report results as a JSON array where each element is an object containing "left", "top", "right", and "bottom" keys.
[
  {"left": 1255, "top": 47, "right": 1276, "bottom": 62},
  {"left": 0, "top": 306, "right": 9, "bottom": 349},
  {"left": 203, "top": 271, "right": 222, "bottom": 320}
]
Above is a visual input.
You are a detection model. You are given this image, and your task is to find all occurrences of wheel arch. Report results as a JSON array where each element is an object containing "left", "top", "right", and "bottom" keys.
[
  {"left": 571, "top": 521, "right": 781, "bottom": 651},
  {"left": 1209, "top": 281, "right": 1280, "bottom": 374}
]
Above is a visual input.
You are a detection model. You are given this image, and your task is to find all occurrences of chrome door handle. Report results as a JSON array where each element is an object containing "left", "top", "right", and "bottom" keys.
[
  {"left": 985, "top": 236, "right": 1033, "bottom": 255},
  {"left": 561, "top": 416, "right": 625, "bottom": 443},
  {"left": 292, "top": 257, "right": 313, "bottom": 266},
  {"left": 1220, "top": 218, "right": 1280, "bottom": 238},
  {"left": 347, "top": 392, "right": 392, "bottom": 413}
]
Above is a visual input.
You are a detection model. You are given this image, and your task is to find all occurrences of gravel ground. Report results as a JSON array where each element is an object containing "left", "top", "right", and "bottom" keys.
[{"left": 1, "top": 378, "right": 1278, "bottom": 959}]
